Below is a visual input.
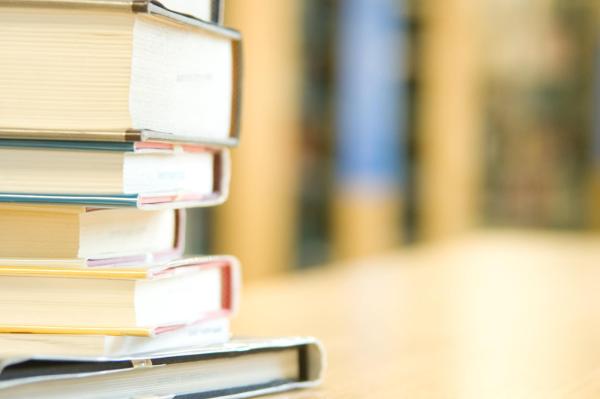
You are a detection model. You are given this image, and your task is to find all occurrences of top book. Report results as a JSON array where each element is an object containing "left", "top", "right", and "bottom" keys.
[
  {"left": 151, "top": 0, "right": 224, "bottom": 24},
  {"left": 1, "top": 1, "right": 226, "bottom": 24},
  {"left": 0, "top": 0, "right": 242, "bottom": 147}
]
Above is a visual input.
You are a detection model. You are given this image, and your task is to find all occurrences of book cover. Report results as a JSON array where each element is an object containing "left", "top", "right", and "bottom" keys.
[
  {"left": 0, "top": 255, "right": 240, "bottom": 336},
  {"left": 0, "top": 0, "right": 242, "bottom": 147},
  {"left": 0, "top": 337, "right": 324, "bottom": 399},
  {"left": 0, "top": 140, "right": 231, "bottom": 209}
]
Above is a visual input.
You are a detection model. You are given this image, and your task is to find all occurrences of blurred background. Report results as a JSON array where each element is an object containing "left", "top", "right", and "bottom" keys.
[{"left": 186, "top": 0, "right": 600, "bottom": 279}]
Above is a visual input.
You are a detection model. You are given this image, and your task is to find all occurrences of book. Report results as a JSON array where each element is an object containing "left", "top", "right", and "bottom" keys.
[
  {"left": 0, "top": 256, "right": 240, "bottom": 336},
  {"left": 1, "top": 0, "right": 224, "bottom": 24},
  {"left": 0, "top": 318, "right": 230, "bottom": 358},
  {"left": 0, "top": 141, "right": 230, "bottom": 209},
  {"left": 0, "top": 337, "right": 324, "bottom": 399},
  {"left": 0, "top": 205, "right": 184, "bottom": 266},
  {"left": 139, "top": 0, "right": 224, "bottom": 24},
  {"left": 0, "top": 0, "right": 241, "bottom": 147}
]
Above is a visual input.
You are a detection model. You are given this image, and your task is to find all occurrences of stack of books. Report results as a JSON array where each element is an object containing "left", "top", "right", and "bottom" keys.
[{"left": 0, "top": 1, "right": 323, "bottom": 398}]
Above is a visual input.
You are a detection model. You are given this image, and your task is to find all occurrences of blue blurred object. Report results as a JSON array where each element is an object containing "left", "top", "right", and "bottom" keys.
[{"left": 336, "top": 0, "right": 407, "bottom": 192}]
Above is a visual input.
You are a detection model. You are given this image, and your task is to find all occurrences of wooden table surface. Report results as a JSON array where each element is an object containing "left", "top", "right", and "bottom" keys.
[{"left": 232, "top": 231, "right": 600, "bottom": 398}]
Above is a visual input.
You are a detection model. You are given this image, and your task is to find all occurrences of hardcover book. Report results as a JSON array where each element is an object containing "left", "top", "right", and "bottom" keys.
[
  {"left": 0, "top": 140, "right": 230, "bottom": 209},
  {"left": 0, "top": 337, "right": 324, "bottom": 399},
  {"left": 0, "top": 256, "right": 240, "bottom": 336},
  {"left": 0, "top": 205, "right": 184, "bottom": 266},
  {"left": 1, "top": 0, "right": 224, "bottom": 24},
  {"left": 140, "top": 0, "right": 224, "bottom": 24},
  {"left": 0, "top": 0, "right": 242, "bottom": 146},
  {"left": 0, "top": 318, "right": 230, "bottom": 358}
]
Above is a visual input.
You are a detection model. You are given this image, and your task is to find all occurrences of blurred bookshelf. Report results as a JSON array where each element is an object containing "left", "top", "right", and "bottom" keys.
[
  {"left": 481, "top": 0, "right": 597, "bottom": 229},
  {"left": 590, "top": 1, "right": 600, "bottom": 228},
  {"left": 184, "top": 0, "right": 600, "bottom": 276},
  {"left": 415, "top": 0, "right": 483, "bottom": 241},
  {"left": 296, "top": 0, "right": 336, "bottom": 267},
  {"left": 302, "top": 0, "right": 414, "bottom": 264}
]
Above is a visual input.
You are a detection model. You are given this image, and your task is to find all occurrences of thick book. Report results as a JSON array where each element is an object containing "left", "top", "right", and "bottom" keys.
[
  {"left": 0, "top": 337, "right": 324, "bottom": 399},
  {"left": 0, "top": 318, "right": 230, "bottom": 358},
  {"left": 0, "top": 204, "right": 184, "bottom": 266},
  {"left": 0, "top": 0, "right": 224, "bottom": 24},
  {"left": 0, "top": 140, "right": 230, "bottom": 209},
  {"left": 0, "top": 256, "right": 240, "bottom": 336},
  {"left": 0, "top": 0, "right": 241, "bottom": 147},
  {"left": 140, "top": 0, "right": 224, "bottom": 24}
]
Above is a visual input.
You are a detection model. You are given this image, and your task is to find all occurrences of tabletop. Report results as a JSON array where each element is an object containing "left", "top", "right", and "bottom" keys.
[{"left": 232, "top": 230, "right": 600, "bottom": 399}]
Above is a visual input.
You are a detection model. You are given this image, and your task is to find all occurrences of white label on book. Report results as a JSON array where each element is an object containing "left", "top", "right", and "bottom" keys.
[{"left": 122, "top": 151, "right": 214, "bottom": 195}]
